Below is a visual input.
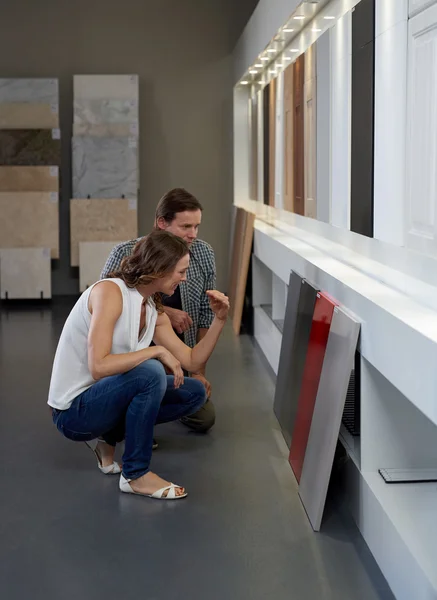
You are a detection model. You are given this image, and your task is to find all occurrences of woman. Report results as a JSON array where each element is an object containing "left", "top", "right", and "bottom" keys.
[{"left": 48, "top": 230, "right": 229, "bottom": 500}]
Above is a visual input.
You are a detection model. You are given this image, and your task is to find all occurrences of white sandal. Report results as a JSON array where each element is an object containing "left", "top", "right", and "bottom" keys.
[
  {"left": 85, "top": 439, "right": 121, "bottom": 475},
  {"left": 119, "top": 474, "right": 187, "bottom": 500}
]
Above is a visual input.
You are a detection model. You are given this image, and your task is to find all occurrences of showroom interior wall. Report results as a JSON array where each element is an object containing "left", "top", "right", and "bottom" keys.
[{"left": 0, "top": 0, "right": 258, "bottom": 295}]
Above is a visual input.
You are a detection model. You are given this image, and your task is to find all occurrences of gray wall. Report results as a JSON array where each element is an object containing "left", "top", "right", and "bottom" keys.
[{"left": 0, "top": 0, "right": 257, "bottom": 294}]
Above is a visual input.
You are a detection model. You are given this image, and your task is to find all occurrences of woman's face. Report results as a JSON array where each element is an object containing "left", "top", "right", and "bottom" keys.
[{"left": 159, "top": 254, "right": 190, "bottom": 295}]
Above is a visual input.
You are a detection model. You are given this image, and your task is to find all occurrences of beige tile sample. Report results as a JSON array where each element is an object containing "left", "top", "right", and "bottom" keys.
[
  {"left": 0, "top": 247, "right": 51, "bottom": 299},
  {"left": 0, "top": 166, "right": 58, "bottom": 191},
  {"left": 79, "top": 241, "right": 123, "bottom": 291},
  {"left": 0, "top": 103, "right": 59, "bottom": 129},
  {"left": 70, "top": 197, "right": 138, "bottom": 266},
  {"left": 0, "top": 192, "right": 59, "bottom": 258},
  {"left": 73, "top": 122, "right": 138, "bottom": 137},
  {"left": 74, "top": 75, "right": 138, "bottom": 101}
]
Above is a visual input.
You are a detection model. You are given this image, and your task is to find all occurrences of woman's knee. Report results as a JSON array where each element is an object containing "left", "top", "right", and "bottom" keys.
[{"left": 130, "top": 360, "right": 167, "bottom": 397}]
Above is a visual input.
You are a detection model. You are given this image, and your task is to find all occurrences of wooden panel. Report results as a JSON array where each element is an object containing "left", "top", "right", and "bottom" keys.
[
  {"left": 249, "top": 95, "right": 258, "bottom": 201},
  {"left": 70, "top": 198, "right": 138, "bottom": 266},
  {"left": 0, "top": 166, "right": 58, "bottom": 192},
  {"left": 406, "top": 4, "right": 437, "bottom": 256},
  {"left": 293, "top": 54, "right": 305, "bottom": 216},
  {"left": 269, "top": 80, "right": 277, "bottom": 206},
  {"left": 263, "top": 85, "right": 270, "bottom": 205},
  {"left": 304, "top": 44, "right": 317, "bottom": 219},
  {"left": 79, "top": 241, "right": 123, "bottom": 291},
  {"left": 283, "top": 64, "right": 294, "bottom": 212},
  {"left": 228, "top": 207, "right": 255, "bottom": 335},
  {"left": 0, "top": 192, "right": 59, "bottom": 258},
  {"left": 0, "top": 247, "right": 51, "bottom": 299}
]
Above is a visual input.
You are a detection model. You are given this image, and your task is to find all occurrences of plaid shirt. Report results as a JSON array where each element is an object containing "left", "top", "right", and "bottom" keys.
[{"left": 100, "top": 237, "right": 216, "bottom": 348}]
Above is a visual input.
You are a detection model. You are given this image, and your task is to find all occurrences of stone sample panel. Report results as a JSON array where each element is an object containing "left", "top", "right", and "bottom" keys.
[
  {"left": 0, "top": 166, "right": 58, "bottom": 191},
  {"left": 73, "top": 75, "right": 138, "bottom": 101},
  {"left": 0, "top": 103, "right": 59, "bottom": 129},
  {"left": 79, "top": 240, "right": 123, "bottom": 291},
  {"left": 0, "top": 78, "right": 58, "bottom": 104},
  {"left": 0, "top": 130, "right": 61, "bottom": 166},
  {"left": 73, "top": 122, "right": 137, "bottom": 137},
  {"left": 74, "top": 98, "right": 138, "bottom": 126},
  {"left": 70, "top": 197, "right": 137, "bottom": 266},
  {"left": 0, "top": 247, "right": 51, "bottom": 299},
  {"left": 0, "top": 192, "right": 59, "bottom": 258}
]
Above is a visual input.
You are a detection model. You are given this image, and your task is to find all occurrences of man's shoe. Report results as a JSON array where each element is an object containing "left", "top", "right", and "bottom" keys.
[{"left": 152, "top": 438, "right": 158, "bottom": 450}]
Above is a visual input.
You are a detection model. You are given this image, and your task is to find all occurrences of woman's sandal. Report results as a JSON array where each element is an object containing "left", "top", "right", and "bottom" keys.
[
  {"left": 85, "top": 439, "right": 121, "bottom": 475},
  {"left": 119, "top": 474, "right": 187, "bottom": 500}
]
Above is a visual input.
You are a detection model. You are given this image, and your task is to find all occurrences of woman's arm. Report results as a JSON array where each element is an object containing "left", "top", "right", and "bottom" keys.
[
  {"left": 153, "top": 290, "right": 229, "bottom": 373},
  {"left": 87, "top": 281, "right": 162, "bottom": 380}
]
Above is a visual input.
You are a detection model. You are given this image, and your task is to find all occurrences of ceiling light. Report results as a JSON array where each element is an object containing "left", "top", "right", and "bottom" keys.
[
  {"left": 276, "top": 63, "right": 283, "bottom": 68},
  {"left": 267, "top": 49, "right": 276, "bottom": 53},
  {"left": 241, "top": 81, "right": 249, "bottom": 85},
  {"left": 255, "top": 63, "right": 263, "bottom": 67},
  {"left": 285, "top": 56, "right": 292, "bottom": 61},
  {"left": 312, "top": 28, "right": 322, "bottom": 32},
  {"left": 324, "top": 16, "right": 335, "bottom": 20},
  {"left": 283, "top": 28, "right": 294, "bottom": 33},
  {"left": 293, "top": 16, "right": 305, "bottom": 20},
  {"left": 260, "top": 57, "right": 269, "bottom": 61},
  {"left": 290, "top": 48, "right": 299, "bottom": 53},
  {"left": 249, "top": 70, "right": 258, "bottom": 74},
  {"left": 269, "top": 70, "right": 277, "bottom": 74}
]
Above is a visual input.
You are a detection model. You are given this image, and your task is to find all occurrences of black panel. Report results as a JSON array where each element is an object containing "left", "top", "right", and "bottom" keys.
[
  {"left": 350, "top": 0, "right": 375, "bottom": 238},
  {"left": 352, "top": 0, "right": 375, "bottom": 51},
  {"left": 263, "top": 84, "right": 270, "bottom": 205},
  {"left": 273, "top": 272, "right": 318, "bottom": 448},
  {"left": 342, "top": 349, "right": 361, "bottom": 436}
]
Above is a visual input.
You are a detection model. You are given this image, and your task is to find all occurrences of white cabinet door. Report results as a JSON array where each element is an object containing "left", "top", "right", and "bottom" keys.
[
  {"left": 405, "top": 4, "right": 437, "bottom": 256},
  {"left": 409, "top": 0, "right": 437, "bottom": 18}
]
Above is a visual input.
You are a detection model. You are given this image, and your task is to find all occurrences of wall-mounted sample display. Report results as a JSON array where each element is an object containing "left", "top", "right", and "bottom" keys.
[
  {"left": 72, "top": 136, "right": 137, "bottom": 199},
  {"left": 0, "top": 78, "right": 58, "bottom": 105},
  {"left": 273, "top": 271, "right": 318, "bottom": 448},
  {"left": 79, "top": 240, "right": 123, "bottom": 291},
  {"left": 70, "top": 197, "right": 138, "bottom": 266},
  {"left": 73, "top": 99, "right": 138, "bottom": 126},
  {"left": 316, "top": 30, "right": 331, "bottom": 224},
  {"left": 283, "top": 63, "right": 294, "bottom": 212},
  {"left": 0, "top": 129, "right": 61, "bottom": 166},
  {"left": 350, "top": 0, "right": 375, "bottom": 238},
  {"left": 0, "top": 192, "right": 59, "bottom": 258},
  {"left": 248, "top": 94, "right": 258, "bottom": 201},
  {"left": 0, "top": 166, "right": 58, "bottom": 192},
  {"left": 263, "top": 85, "right": 270, "bottom": 205},
  {"left": 269, "top": 79, "right": 277, "bottom": 206},
  {"left": 293, "top": 54, "right": 305, "bottom": 216},
  {"left": 289, "top": 292, "right": 336, "bottom": 482},
  {"left": 299, "top": 306, "right": 360, "bottom": 531},
  {"left": 0, "top": 103, "right": 59, "bottom": 129},
  {"left": 228, "top": 206, "right": 255, "bottom": 335},
  {"left": 73, "top": 123, "right": 137, "bottom": 137},
  {"left": 0, "top": 247, "right": 51, "bottom": 299},
  {"left": 304, "top": 44, "right": 317, "bottom": 219},
  {"left": 74, "top": 75, "right": 138, "bottom": 102}
]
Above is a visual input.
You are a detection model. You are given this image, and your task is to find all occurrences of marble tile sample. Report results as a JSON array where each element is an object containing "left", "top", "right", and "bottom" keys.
[
  {"left": 0, "top": 130, "right": 61, "bottom": 166},
  {"left": 73, "top": 122, "right": 137, "bottom": 137},
  {"left": 0, "top": 166, "right": 58, "bottom": 191},
  {"left": 79, "top": 240, "right": 123, "bottom": 291},
  {"left": 74, "top": 75, "right": 138, "bottom": 101},
  {"left": 0, "top": 192, "right": 59, "bottom": 258},
  {"left": 0, "top": 247, "right": 51, "bottom": 299},
  {"left": 0, "top": 103, "right": 59, "bottom": 129},
  {"left": 70, "top": 197, "right": 138, "bottom": 266},
  {"left": 0, "top": 78, "right": 58, "bottom": 104},
  {"left": 74, "top": 99, "right": 138, "bottom": 126},
  {"left": 72, "top": 136, "right": 137, "bottom": 199}
]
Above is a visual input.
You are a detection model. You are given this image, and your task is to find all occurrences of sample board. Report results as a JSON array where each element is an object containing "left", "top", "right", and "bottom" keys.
[
  {"left": 0, "top": 247, "right": 51, "bottom": 299},
  {"left": 299, "top": 306, "right": 360, "bottom": 531},
  {"left": 0, "top": 129, "right": 61, "bottom": 166},
  {"left": 0, "top": 78, "right": 58, "bottom": 104},
  {"left": 0, "top": 103, "right": 58, "bottom": 129},
  {"left": 79, "top": 241, "right": 123, "bottom": 291},
  {"left": 0, "top": 166, "right": 58, "bottom": 192}
]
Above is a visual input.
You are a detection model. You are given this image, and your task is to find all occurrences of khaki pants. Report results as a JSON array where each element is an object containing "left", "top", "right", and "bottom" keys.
[{"left": 179, "top": 397, "right": 215, "bottom": 433}]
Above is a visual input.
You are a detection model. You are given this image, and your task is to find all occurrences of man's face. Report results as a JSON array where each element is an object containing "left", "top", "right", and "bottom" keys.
[{"left": 158, "top": 210, "right": 202, "bottom": 245}]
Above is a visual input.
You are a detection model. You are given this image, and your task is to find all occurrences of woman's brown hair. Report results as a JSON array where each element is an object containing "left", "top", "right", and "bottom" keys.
[{"left": 109, "top": 230, "right": 189, "bottom": 312}]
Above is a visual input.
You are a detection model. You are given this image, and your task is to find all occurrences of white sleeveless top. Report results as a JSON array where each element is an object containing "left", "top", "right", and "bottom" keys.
[{"left": 48, "top": 278, "right": 158, "bottom": 410}]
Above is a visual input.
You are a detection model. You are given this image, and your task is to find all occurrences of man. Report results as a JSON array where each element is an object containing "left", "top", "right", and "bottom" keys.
[{"left": 101, "top": 188, "right": 216, "bottom": 433}]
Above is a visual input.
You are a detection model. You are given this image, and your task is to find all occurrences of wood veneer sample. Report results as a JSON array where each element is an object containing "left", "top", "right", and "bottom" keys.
[
  {"left": 70, "top": 197, "right": 138, "bottom": 266},
  {"left": 0, "top": 192, "right": 59, "bottom": 258},
  {"left": 269, "top": 79, "right": 277, "bottom": 206},
  {"left": 249, "top": 95, "right": 258, "bottom": 201},
  {"left": 293, "top": 54, "right": 305, "bottom": 216},
  {"left": 283, "top": 64, "right": 294, "bottom": 212},
  {"left": 304, "top": 44, "right": 317, "bottom": 219}
]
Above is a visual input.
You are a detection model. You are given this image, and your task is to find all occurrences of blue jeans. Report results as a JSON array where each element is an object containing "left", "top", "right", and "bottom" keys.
[{"left": 52, "top": 360, "right": 206, "bottom": 480}]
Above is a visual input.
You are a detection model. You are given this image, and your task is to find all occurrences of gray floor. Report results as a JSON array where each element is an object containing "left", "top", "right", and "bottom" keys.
[{"left": 0, "top": 300, "right": 394, "bottom": 600}]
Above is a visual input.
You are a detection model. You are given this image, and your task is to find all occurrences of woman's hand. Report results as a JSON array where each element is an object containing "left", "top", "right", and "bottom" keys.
[
  {"left": 155, "top": 346, "right": 184, "bottom": 388},
  {"left": 206, "top": 290, "right": 230, "bottom": 322}
]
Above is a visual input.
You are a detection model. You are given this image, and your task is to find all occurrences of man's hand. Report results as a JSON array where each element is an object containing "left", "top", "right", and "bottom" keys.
[
  {"left": 163, "top": 306, "right": 193, "bottom": 334},
  {"left": 191, "top": 373, "right": 212, "bottom": 398},
  {"left": 206, "top": 290, "right": 230, "bottom": 322}
]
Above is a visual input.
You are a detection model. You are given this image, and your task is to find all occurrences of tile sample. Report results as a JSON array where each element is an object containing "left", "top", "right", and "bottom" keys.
[
  {"left": 263, "top": 84, "right": 270, "bottom": 205},
  {"left": 299, "top": 307, "right": 360, "bottom": 531},
  {"left": 0, "top": 130, "right": 61, "bottom": 166},
  {"left": 273, "top": 273, "right": 318, "bottom": 448},
  {"left": 70, "top": 198, "right": 138, "bottom": 266},
  {"left": 0, "top": 247, "right": 51, "bottom": 299},
  {"left": 73, "top": 122, "right": 138, "bottom": 137},
  {"left": 74, "top": 99, "right": 138, "bottom": 125},
  {"left": 72, "top": 136, "right": 137, "bottom": 199},
  {"left": 304, "top": 43, "right": 317, "bottom": 219},
  {"left": 79, "top": 241, "right": 123, "bottom": 291},
  {"left": 0, "top": 103, "right": 59, "bottom": 129},
  {"left": 293, "top": 54, "right": 305, "bottom": 216},
  {"left": 0, "top": 192, "right": 59, "bottom": 258},
  {"left": 0, "top": 78, "right": 58, "bottom": 104},
  {"left": 283, "top": 63, "right": 294, "bottom": 212},
  {"left": 0, "top": 166, "right": 58, "bottom": 191},
  {"left": 269, "top": 79, "right": 276, "bottom": 206},
  {"left": 289, "top": 292, "right": 336, "bottom": 483},
  {"left": 74, "top": 75, "right": 138, "bottom": 101}
]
